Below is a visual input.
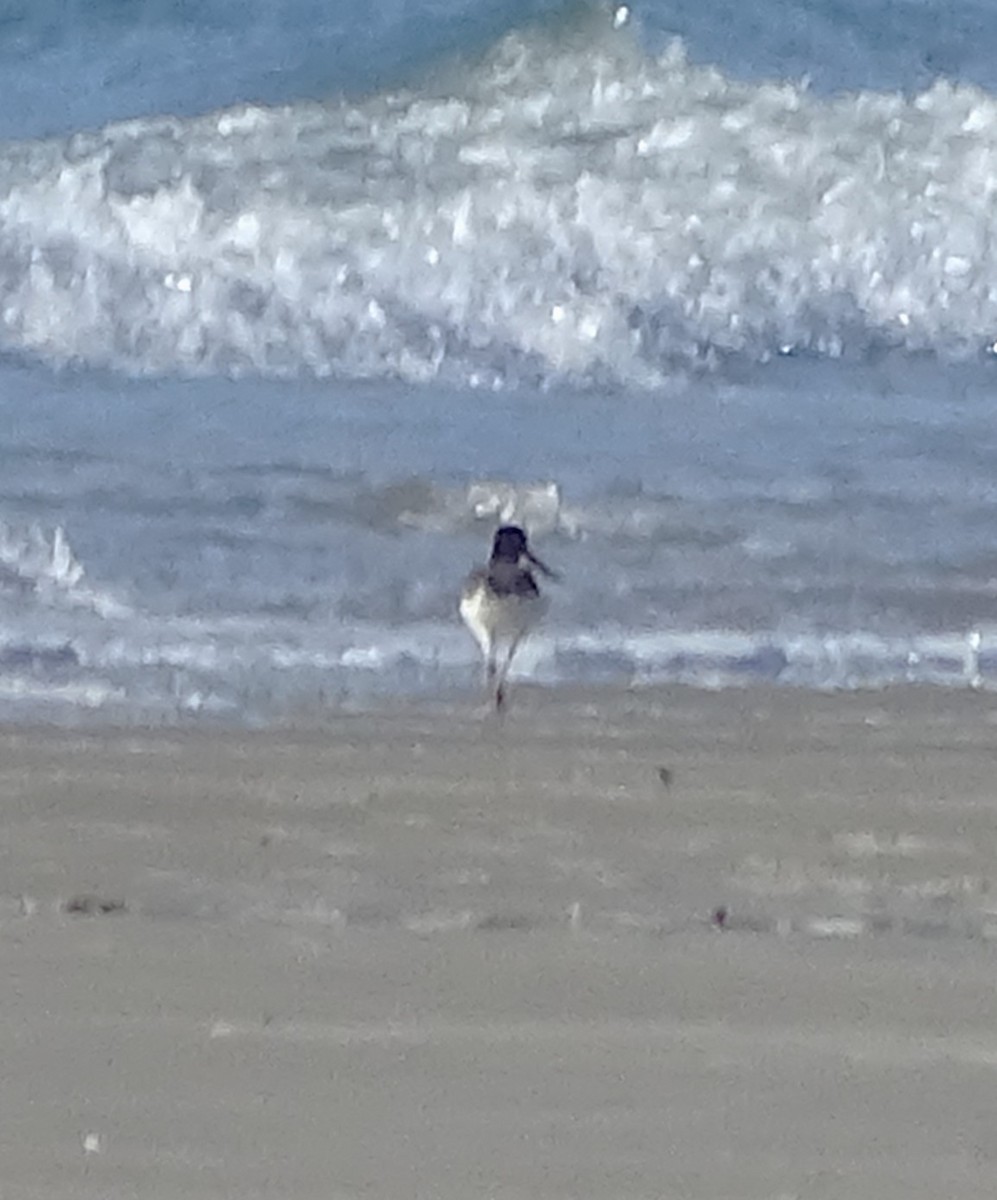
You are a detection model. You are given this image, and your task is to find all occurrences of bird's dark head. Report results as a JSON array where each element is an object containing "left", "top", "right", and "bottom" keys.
[
  {"left": 490, "top": 525, "right": 559, "bottom": 580},
  {"left": 491, "top": 525, "right": 530, "bottom": 562}
]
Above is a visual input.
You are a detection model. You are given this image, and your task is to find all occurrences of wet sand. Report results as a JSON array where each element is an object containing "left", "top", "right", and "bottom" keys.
[{"left": 2, "top": 685, "right": 997, "bottom": 1198}]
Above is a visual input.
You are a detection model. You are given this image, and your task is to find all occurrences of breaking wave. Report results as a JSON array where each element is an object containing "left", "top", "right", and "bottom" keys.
[{"left": 2, "top": 10, "right": 997, "bottom": 387}]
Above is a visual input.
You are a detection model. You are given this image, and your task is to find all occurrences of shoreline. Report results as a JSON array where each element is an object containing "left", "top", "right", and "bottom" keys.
[{"left": 5, "top": 672, "right": 993, "bottom": 731}]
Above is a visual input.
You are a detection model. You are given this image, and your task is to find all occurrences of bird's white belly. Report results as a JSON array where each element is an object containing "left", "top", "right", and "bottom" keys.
[{"left": 459, "top": 586, "right": 548, "bottom": 651}]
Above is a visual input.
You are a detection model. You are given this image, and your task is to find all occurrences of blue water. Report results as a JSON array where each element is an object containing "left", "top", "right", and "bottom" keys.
[{"left": 3, "top": 0, "right": 997, "bottom": 722}]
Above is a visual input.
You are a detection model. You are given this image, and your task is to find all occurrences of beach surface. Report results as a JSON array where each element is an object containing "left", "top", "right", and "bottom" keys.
[{"left": 2, "top": 685, "right": 997, "bottom": 1198}]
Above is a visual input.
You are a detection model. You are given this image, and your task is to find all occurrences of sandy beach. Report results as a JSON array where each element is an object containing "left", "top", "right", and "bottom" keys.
[{"left": 2, "top": 685, "right": 997, "bottom": 1198}]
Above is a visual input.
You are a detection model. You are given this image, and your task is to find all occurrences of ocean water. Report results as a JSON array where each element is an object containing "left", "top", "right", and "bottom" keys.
[{"left": 3, "top": 0, "right": 997, "bottom": 722}]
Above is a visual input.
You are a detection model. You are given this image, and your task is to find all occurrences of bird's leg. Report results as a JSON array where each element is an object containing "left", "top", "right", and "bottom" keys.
[
  {"left": 492, "top": 644, "right": 506, "bottom": 712},
  {"left": 503, "top": 636, "right": 522, "bottom": 677},
  {"left": 493, "top": 636, "right": 523, "bottom": 712}
]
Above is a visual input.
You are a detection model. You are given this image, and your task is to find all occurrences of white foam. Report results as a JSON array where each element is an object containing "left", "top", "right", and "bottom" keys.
[
  {"left": 0, "top": 521, "right": 129, "bottom": 618},
  {"left": 464, "top": 482, "right": 562, "bottom": 535},
  {"left": 0, "top": 675, "right": 124, "bottom": 709},
  {"left": 3, "top": 21, "right": 997, "bottom": 385}
]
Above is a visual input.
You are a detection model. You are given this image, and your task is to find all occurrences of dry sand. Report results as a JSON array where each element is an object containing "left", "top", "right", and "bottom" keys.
[{"left": 2, "top": 685, "right": 997, "bottom": 1198}]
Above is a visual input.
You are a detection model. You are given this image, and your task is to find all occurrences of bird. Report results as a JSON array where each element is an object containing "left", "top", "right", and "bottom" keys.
[{"left": 459, "top": 525, "right": 558, "bottom": 711}]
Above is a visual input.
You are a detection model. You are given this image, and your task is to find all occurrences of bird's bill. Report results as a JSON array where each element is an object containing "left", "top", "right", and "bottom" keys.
[{"left": 527, "top": 551, "right": 560, "bottom": 581}]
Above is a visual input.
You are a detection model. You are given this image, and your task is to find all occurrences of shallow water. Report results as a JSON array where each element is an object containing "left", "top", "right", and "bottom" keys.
[{"left": 4, "top": 354, "right": 997, "bottom": 721}]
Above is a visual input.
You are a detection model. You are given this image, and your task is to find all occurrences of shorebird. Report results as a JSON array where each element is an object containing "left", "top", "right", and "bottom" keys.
[{"left": 459, "top": 525, "right": 557, "bottom": 711}]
